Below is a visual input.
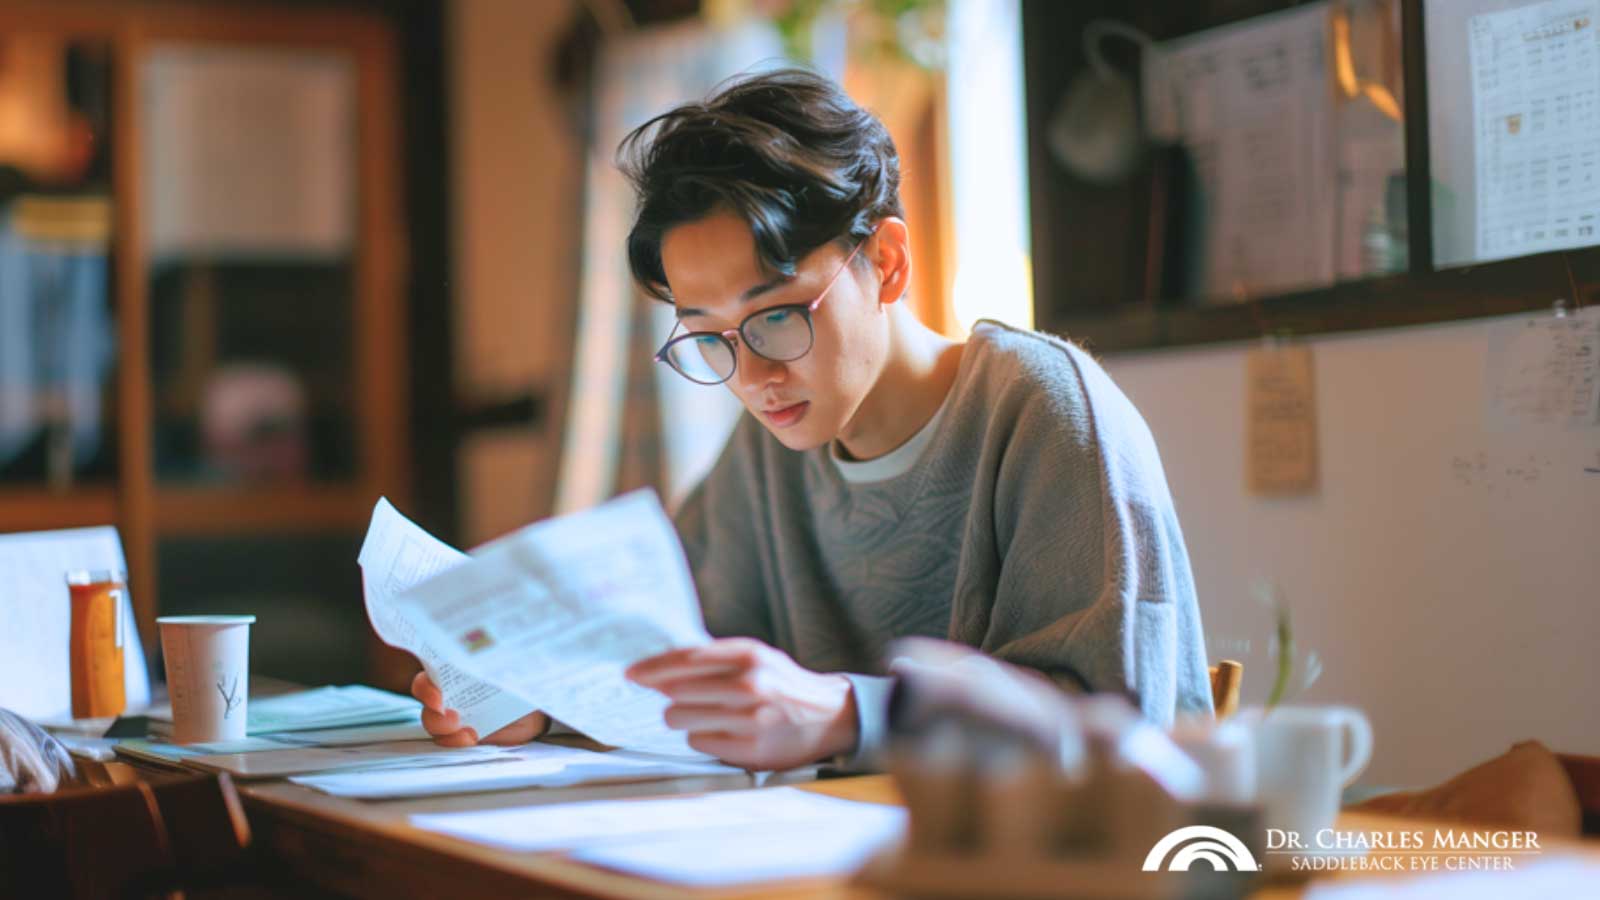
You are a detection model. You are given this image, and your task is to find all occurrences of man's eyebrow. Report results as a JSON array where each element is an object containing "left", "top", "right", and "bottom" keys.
[{"left": 675, "top": 274, "right": 793, "bottom": 319}]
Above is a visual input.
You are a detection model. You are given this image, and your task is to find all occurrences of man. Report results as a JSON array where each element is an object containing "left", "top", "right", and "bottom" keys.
[{"left": 415, "top": 69, "right": 1211, "bottom": 769}]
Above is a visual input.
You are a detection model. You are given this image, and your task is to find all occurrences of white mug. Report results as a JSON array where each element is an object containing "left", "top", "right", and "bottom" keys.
[
  {"left": 158, "top": 615, "right": 255, "bottom": 743},
  {"left": 1242, "top": 705, "right": 1372, "bottom": 857},
  {"left": 1168, "top": 717, "right": 1257, "bottom": 804}
]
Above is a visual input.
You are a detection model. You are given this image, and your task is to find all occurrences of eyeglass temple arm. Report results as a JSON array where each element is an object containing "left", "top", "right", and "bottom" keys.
[
  {"left": 653, "top": 320, "right": 684, "bottom": 362},
  {"left": 810, "top": 238, "right": 868, "bottom": 311}
]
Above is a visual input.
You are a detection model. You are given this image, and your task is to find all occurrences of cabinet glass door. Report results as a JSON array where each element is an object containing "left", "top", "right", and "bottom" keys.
[
  {"left": 0, "top": 34, "right": 117, "bottom": 491},
  {"left": 139, "top": 45, "right": 358, "bottom": 488}
]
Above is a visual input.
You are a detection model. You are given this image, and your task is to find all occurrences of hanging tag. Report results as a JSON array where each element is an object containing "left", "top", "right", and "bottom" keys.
[{"left": 1246, "top": 342, "right": 1319, "bottom": 496}]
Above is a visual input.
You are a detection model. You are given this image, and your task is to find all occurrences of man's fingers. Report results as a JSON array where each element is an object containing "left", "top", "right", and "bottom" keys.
[
  {"left": 627, "top": 640, "right": 761, "bottom": 685},
  {"left": 430, "top": 727, "right": 480, "bottom": 748},
  {"left": 646, "top": 674, "right": 761, "bottom": 707},
  {"left": 421, "top": 706, "right": 460, "bottom": 735},
  {"left": 411, "top": 671, "right": 445, "bottom": 711},
  {"left": 686, "top": 731, "right": 750, "bottom": 761},
  {"left": 663, "top": 704, "right": 759, "bottom": 735},
  {"left": 482, "top": 712, "right": 548, "bottom": 746}
]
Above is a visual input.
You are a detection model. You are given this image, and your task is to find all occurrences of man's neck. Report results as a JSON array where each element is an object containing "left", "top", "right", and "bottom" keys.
[{"left": 837, "top": 307, "right": 964, "bottom": 462}]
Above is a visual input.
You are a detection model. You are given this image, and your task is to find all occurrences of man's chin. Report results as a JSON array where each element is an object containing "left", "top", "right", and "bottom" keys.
[{"left": 761, "top": 421, "right": 833, "bottom": 452}]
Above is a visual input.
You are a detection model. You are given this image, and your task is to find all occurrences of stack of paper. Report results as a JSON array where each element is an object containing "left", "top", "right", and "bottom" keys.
[
  {"left": 290, "top": 742, "right": 747, "bottom": 799},
  {"left": 115, "top": 736, "right": 510, "bottom": 780},
  {"left": 148, "top": 686, "right": 421, "bottom": 738},
  {"left": 412, "top": 787, "right": 906, "bottom": 887}
]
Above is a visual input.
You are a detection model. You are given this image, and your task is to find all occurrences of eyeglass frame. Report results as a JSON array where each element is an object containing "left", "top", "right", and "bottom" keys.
[{"left": 652, "top": 236, "right": 869, "bottom": 386}]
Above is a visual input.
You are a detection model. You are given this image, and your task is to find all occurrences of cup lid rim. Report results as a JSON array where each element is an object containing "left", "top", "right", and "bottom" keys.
[
  {"left": 157, "top": 615, "right": 256, "bottom": 625},
  {"left": 64, "top": 569, "right": 128, "bottom": 585}
]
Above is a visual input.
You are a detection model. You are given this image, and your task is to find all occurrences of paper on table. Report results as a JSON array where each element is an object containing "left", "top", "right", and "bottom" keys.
[
  {"left": 239, "top": 685, "right": 421, "bottom": 734},
  {"left": 290, "top": 741, "right": 745, "bottom": 799},
  {"left": 412, "top": 786, "right": 903, "bottom": 856},
  {"left": 0, "top": 526, "right": 152, "bottom": 720},
  {"left": 173, "top": 739, "right": 512, "bottom": 780},
  {"left": 570, "top": 802, "right": 906, "bottom": 887},
  {"left": 137, "top": 721, "right": 432, "bottom": 756},
  {"left": 359, "top": 498, "right": 533, "bottom": 737},
  {"left": 395, "top": 490, "right": 710, "bottom": 758}
]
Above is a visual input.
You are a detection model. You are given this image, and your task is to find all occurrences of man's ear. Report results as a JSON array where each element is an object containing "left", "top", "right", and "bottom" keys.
[{"left": 868, "top": 217, "right": 912, "bottom": 307}]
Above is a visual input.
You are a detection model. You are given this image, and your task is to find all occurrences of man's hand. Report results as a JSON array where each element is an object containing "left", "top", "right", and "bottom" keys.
[
  {"left": 410, "top": 670, "right": 548, "bottom": 747},
  {"left": 625, "top": 637, "right": 858, "bottom": 770}
]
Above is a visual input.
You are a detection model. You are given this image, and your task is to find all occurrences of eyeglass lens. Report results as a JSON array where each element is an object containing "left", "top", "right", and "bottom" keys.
[{"left": 663, "top": 306, "right": 815, "bottom": 384}]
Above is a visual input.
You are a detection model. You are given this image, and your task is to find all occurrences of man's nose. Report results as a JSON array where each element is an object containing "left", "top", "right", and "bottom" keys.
[{"left": 733, "top": 342, "right": 787, "bottom": 393}]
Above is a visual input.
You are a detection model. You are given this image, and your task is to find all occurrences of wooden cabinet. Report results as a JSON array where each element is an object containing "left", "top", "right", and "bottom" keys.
[{"left": 0, "top": 1, "right": 408, "bottom": 678}]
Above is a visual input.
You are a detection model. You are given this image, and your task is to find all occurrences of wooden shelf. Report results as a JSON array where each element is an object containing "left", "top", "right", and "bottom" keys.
[
  {"left": 0, "top": 489, "right": 119, "bottom": 532},
  {"left": 1043, "top": 246, "right": 1600, "bottom": 354},
  {"left": 152, "top": 486, "right": 376, "bottom": 535}
]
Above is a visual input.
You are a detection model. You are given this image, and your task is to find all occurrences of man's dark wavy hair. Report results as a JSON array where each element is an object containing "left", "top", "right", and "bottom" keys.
[{"left": 618, "top": 68, "right": 903, "bottom": 304}]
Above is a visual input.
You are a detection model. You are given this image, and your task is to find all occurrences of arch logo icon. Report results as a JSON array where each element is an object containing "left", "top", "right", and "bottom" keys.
[{"left": 1142, "top": 825, "right": 1261, "bottom": 872}]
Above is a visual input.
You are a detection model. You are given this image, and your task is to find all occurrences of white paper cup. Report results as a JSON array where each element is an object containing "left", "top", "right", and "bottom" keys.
[{"left": 158, "top": 615, "right": 255, "bottom": 743}]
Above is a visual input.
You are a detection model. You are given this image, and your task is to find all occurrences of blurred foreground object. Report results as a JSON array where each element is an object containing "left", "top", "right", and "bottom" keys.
[
  {"left": 0, "top": 708, "right": 76, "bottom": 795},
  {"left": 860, "top": 638, "right": 1259, "bottom": 899}
]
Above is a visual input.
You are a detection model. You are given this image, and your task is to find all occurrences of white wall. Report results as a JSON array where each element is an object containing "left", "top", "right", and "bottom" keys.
[{"left": 1102, "top": 312, "right": 1600, "bottom": 787}]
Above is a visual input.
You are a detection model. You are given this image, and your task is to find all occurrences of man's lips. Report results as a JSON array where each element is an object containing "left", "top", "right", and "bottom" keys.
[{"left": 761, "top": 401, "right": 809, "bottom": 428}]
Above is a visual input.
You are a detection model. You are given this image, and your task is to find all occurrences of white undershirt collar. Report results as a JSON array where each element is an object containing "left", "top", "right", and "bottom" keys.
[{"left": 829, "top": 389, "right": 953, "bottom": 484}]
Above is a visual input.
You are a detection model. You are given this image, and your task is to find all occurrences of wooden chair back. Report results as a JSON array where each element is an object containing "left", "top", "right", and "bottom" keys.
[
  {"left": 149, "top": 773, "right": 254, "bottom": 887},
  {"left": 0, "top": 780, "right": 173, "bottom": 899},
  {"left": 1208, "top": 659, "right": 1243, "bottom": 720},
  {"left": 0, "top": 773, "right": 253, "bottom": 899}
]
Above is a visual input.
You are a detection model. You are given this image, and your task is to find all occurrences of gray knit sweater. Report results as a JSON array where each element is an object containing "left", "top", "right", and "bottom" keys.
[{"left": 674, "top": 320, "right": 1212, "bottom": 763}]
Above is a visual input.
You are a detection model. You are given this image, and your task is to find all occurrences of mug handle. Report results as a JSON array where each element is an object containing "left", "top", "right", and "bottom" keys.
[{"left": 1337, "top": 709, "right": 1373, "bottom": 786}]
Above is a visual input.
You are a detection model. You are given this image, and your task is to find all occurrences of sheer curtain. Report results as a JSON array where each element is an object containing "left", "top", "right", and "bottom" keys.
[{"left": 556, "top": 20, "right": 783, "bottom": 515}]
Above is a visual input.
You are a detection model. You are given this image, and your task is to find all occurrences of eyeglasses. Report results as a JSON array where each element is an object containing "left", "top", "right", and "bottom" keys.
[{"left": 654, "top": 238, "right": 866, "bottom": 386}]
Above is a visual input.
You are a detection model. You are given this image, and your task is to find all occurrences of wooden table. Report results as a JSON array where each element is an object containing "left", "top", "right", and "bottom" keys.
[
  {"left": 238, "top": 769, "right": 893, "bottom": 900},
  {"left": 227, "top": 767, "right": 1600, "bottom": 900}
]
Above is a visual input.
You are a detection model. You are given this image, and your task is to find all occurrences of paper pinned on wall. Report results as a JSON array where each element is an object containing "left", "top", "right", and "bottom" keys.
[
  {"left": 359, "top": 499, "right": 535, "bottom": 739},
  {"left": 1485, "top": 304, "right": 1600, "bottom": 430},
  {"left": 0, "top": 526, "right": 152, "bottom": 720},
  {"left": 1246, "top": 343, "right": 1320, "bottom": 495},
  {"left": 394, "top": 490, "right": 711, "bottom": 759}
]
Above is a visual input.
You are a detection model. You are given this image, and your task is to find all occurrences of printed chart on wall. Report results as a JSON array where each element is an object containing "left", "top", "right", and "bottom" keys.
[{"left": 1469, "top": 0, "right": 1600, "bottom": 262}]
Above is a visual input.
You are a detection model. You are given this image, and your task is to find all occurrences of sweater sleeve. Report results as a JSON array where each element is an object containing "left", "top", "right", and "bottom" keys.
[
  {"left": 673, "top": 416, "right": 775, "bottom": 644},
  {"left": 970, "top": 344, "right": 1213, "bottom": 727}
]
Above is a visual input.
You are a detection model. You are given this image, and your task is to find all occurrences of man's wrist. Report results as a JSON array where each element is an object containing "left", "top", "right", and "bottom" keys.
[{"left": 824, "top": 674, "right": 859, "bottom": 759}]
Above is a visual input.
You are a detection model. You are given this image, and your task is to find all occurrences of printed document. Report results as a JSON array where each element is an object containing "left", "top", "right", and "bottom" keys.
[
  {"left": 359, "top": 499, "right": 534, "bottom": 737},
  {"left": 393, "top": 490, "right": 711, "bottom": 758}
]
